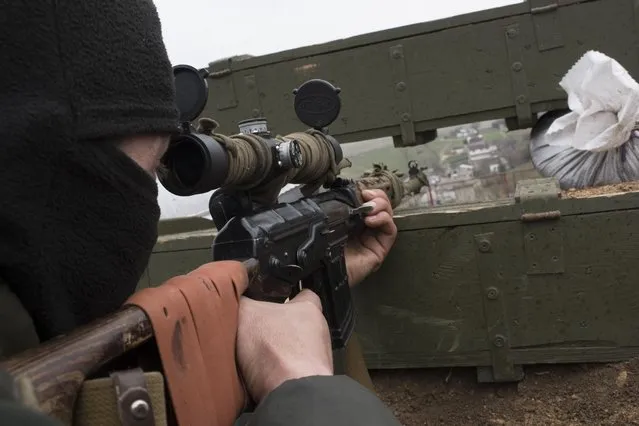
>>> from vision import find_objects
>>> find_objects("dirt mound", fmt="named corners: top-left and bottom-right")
top-left (563, 181), bottom-right (639, 198)
top-left (371, 360), bottom-right (639, 425)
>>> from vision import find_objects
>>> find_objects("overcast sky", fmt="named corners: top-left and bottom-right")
top-left (152, 0), bottom-right (522, 218)
top-left (154, 0), bottom-right (521, 69)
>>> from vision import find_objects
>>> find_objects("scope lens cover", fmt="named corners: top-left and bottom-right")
top-left (173, 64), bottom-right (209, 122)
top-left (293, 79), bottom-right (341, 129)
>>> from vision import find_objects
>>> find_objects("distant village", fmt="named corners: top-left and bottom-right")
top-left (341, 119), bottom-right (539, 210)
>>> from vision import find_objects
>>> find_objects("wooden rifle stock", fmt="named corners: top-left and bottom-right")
top-left (0, 258), bottom-right (260, 424)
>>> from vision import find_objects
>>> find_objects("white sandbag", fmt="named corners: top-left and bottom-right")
top-left (530, 51), bottom-right (639, 189)
top-left (531, 127), bottom-right (639, 189)
top-left (545, 50), bottom-right (639, 152)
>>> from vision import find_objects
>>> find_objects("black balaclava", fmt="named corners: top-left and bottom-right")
top-left (0, 1), bottom-right (179, 340)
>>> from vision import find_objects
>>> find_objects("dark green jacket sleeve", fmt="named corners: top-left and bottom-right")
top-left (249, 375), bottom-right (401, 426)
top-left (0, 401), bottom-right (63, 426)
top-left (0, 370), bottom-right (62, 426)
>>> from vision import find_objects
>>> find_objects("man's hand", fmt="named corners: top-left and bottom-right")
top-left (345, 189), bottom-right (397, 287)
top-left (236, 188), bottom-right (396, 403)
top-left (236, 289), bottom-right (333, 403)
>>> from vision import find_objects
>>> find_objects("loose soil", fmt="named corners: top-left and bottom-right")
top-left (563, 181), bottom-right (639, 199)
top-left (370, 360), bottom-right (639, 425)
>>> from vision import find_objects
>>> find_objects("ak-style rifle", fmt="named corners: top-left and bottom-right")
top-left (0, 65), bottom-right (404, 425)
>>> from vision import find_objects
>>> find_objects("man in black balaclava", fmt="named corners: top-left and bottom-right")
top-left (0, 1), bottom-right (401, 425)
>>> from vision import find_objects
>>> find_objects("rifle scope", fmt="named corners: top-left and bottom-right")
top-left (159, 64), bottom-right (344, 197)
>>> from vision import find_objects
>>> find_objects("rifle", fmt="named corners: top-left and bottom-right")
top-left (0, 65), bottom-right (404, 425)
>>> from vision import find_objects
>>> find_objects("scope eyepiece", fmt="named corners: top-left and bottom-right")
top-left (159, 133), bottom-right (230, 196)
top-left (159, 64), bottom-right (231, 196)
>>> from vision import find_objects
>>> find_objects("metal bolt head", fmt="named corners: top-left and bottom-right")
top-left (512, 62), bottom-right (523, 72)
top-left (493, 335), bottom-right (506, 348)
top-left (252, 108), bottom-right (261, 117)
top-left (478, 240), bottom-right (491, 253)
top-left (396, 82), bottom-right (406, 91)
top-left (516, 95), bottom-right (527, 104)
top-left (401, 113), bottom-right (411, 122)
top-left (130, 399), bottom-right (150, 420)
top-left (507, 28), bottom-right (518, 38)
top-left (486, 287), bottom-right (499, 300)
top-left (392, 50), bottom-right (402, 59)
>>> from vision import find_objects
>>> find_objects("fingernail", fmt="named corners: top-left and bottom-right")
top-left (362, 201), bottom-right (376, 210)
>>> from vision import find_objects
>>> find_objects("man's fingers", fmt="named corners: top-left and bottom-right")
top-left (362, 196), bottom-right (392, 217)
top-left (362, 189), bottom-right (389, 205)
top-left (364, 211), bottom-right (397, 236)
top-left (361, 188), bottom-right (386, 199)
top-left (288, 288), bottom-right (322, 310)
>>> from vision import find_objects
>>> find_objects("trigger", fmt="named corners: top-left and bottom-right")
top-left (289, 281), bottom-right (302, 300)
top-left (279, 264), bottom-right (303, 282)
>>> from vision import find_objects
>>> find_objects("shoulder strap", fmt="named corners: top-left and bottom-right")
top-left (0, 277), bottom-right (40, 358)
